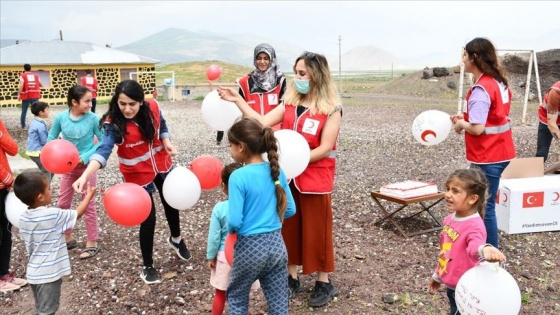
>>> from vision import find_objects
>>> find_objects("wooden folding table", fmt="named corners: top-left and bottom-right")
top-left (370, 191), bottom-right (445, 238)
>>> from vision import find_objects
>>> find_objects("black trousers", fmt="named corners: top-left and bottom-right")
top-left (139, 173), bottom-right (181, 266)
top-left (0, 188), bottom-right (12, 277)
top-left (536, 122), bottom-right (559, 162)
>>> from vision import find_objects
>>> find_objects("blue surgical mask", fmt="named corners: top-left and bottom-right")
top-left (294, 79), bottom-right (310, 94)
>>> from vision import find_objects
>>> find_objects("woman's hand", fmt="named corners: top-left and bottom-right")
top-left (73, 175), bottom-right (88, 193)
top-left (162, 139), bottom-right (177, 156)
top-left (217, 86), bottom-right (241, 103)
top-left (453, 119), bottom-right (465, 134)
top-left (450, 114), bottom-right (463, 124)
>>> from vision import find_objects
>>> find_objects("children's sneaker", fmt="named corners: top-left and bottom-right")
top-left (1, 272), bottom-right (27, 287)
top-left (167, 236), bottom-right (192, 261)
top-left (139, 266), bottom-right (162, 284)
top-left (308, 280), bottom-right (338, 307)
top-left (0, 279), bottom-right (20, 292)
top-left (288, 275), bottom-right (303, 299)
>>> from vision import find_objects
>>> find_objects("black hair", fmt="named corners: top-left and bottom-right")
top-left (85, 69), bottom-right (92, 74)
top-left (13, 170), bottom-right (49, 207)
top-left (100, 80), bottom-right (155, 141)
top-left (67, 85), bottom-right (92, 108)
top-left (30, 101), bottom-right (49, 116)
top-left (24, 64), bottom-right (31, 71)
top-left (227, 117), bottom-right (287, 221)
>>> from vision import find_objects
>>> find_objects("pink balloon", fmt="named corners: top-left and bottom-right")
top-left (188, 155), bottom-right (224, 190)
top-left (206, 65), bottom-right (222, 81)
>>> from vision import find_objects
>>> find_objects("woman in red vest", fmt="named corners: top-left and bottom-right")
top-left (535, 82), bottom-right (560, 165)
top-left (72, 80), bottom-right (191, 284)
top-left (216, 43), bottom-right (286, 145)
top-left (218, 51), bottom-right (342, 308)
top-left (451, 37), bottom-right (516, 249)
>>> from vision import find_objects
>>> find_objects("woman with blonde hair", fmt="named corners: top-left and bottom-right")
top-left (218, 51), bottom-right (342, 307)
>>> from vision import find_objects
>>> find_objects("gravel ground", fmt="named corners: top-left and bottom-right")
top-left (1, 94), bottom-right (559, 315)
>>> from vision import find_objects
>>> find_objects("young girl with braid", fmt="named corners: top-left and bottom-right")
top-left (225, 117), bottom-right (296, 315)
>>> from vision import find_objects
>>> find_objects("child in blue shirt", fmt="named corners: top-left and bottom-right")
top-left (47, 85), bottom-right (103, 258)
top-left (13, 169), bottom-right (96, 314)
top-left (25, 101), bottom-right (52, 182)
top-left (206, 162), bottom-right (260, 315)
top-left (225, 117), bottom-right (296, 315)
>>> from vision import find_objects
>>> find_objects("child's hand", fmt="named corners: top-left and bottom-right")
top-left (482, 246), bottom-right (506, 262)
top-left (86, 185), bottom-right (97, 197)
top-left (429, 278), bottom-right (441, 292)
top-left (207, 259), bottom-right (216, 270)
top-left (450, 114), bottom-right (463, 124)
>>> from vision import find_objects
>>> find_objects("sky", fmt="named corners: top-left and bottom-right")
top-left (1, 1), bottom-right (558, 67)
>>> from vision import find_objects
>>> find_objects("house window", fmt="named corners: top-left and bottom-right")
top-left (120, 68), bottom-right (137, 81)
top-left (35, 70), bottom-right (51, 88)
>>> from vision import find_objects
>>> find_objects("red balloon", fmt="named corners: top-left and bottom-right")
top-left (188, 155), bottom-right (224, 190)
top-left (206, 65), bottom-right (222, 81)
top-left (225, 233), bottom-right (237, 266)
top-left (102, 183), bottom-right (151, 227)
top-left (40, 139), bottom-right (80, 174)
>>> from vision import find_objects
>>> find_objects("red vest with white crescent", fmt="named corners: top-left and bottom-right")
top-left (282, 104), bottom-right (337, 194)
top-left (464, 75), bottom-right (516, 163)
top-left (238, 75), bottom-right (284, 115)
top-left (20, 71), bottom-right (41, 100)
top-left (81, 75), bottom-right (98, 98)
top-left (107, 99), bottom-right (172, 186)
top-left (537, 81), bottom-right (560, 125)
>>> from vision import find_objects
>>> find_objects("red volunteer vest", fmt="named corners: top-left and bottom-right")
top-left (537, 81), bottom-right (560, 125)
top-left (107, 99), bottom-right (172, 186)
top-left (464, 75), bottom-right (516, 163)
top-left (81, 75), bottom-right (98, 98)
top-left (238, 75), bottom-right (284, 115)
top-left (282, 105), bottom-right (337, 194)
top-left (20, 71), bottom-right (41, 100)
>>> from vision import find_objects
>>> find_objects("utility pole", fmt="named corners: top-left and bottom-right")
top-left (59, 30), bottom-right (63, 41)
top-left (338, 35), bottom-right (342, 92)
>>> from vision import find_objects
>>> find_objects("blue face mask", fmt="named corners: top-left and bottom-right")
top-left (294, 79), bottom-right (310, 94)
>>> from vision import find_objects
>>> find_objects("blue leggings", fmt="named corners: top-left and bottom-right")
top-left (227, 230), bottom-right (289, 315)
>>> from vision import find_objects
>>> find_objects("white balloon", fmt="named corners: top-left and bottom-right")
top-left (162, 166), bottom-right (201, 210)
top-left (273, 129), bottom-right (311, 179)
top-left (411, 110), bottom-right (452, 146)
top-left (455, 262), bottom-right (521, 315)
top-left (201, 90), bottom-right (242, 131)
top-left (5, 192), bottom-right (28, 229)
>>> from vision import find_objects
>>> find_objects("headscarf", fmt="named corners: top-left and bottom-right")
top-left (249, 43), bottom-right (284, 92)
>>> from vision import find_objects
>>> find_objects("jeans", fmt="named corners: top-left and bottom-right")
top-left (31, 279), bottom-right (62, 315)
top-left (446, 288), bottom-right (461, 315)
top-left (470, 161), bottom-right (510, 248)
top-left (536, 121), bottom-right (559, 162)
top-left (21, 98), bottom-right (39, 128)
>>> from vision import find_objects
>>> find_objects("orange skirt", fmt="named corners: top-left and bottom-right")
top-left (282, 183), bottom-right (335, 274)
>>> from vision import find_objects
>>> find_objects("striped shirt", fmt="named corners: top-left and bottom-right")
top-left (19, 206), bottom-right (77, 284)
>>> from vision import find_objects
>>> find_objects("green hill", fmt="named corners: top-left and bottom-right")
top-left (155, 61), bottom-right (253, 85)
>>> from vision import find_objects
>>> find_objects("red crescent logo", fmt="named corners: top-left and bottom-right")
top-left (503, 193), bottom-right (508, 203)
top-left (554, 192), bottom-right (560, 202)
top-left (308, 121), bottom-right (316, 128)
top-left (421, 130), bottom-right (437, 142)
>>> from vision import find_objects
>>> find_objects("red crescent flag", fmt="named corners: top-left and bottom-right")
top-left (522, 192), bottom-right (544, 208)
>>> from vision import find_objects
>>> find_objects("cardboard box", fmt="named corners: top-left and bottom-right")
top-left (496, 158), bottom-right (560, 234)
